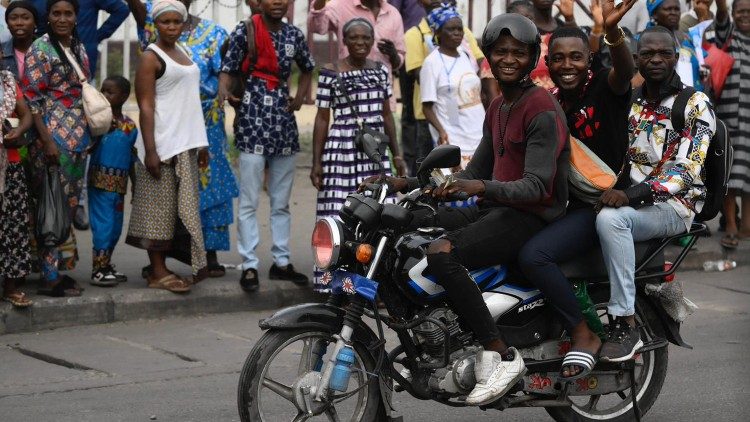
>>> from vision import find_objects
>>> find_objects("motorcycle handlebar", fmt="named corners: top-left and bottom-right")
top-left (445, 191), bottom-right (470, 201)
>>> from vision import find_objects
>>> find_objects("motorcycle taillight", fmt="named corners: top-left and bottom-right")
top-left (663, 261), bottom-right (675, 282)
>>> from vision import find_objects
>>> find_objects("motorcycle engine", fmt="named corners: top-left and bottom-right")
top-left (411, 308), bottom-right (481, 395)
top-left (412, 307), bottom-right (463, 358)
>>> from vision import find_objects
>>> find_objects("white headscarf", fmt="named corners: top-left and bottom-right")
top-left (152, 0), bottom-right (188, 22)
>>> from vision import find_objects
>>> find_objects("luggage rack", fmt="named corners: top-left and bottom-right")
top-left (634, 222), bottom-right (707, 281)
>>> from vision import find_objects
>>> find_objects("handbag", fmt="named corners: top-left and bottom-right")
top-left (35, 166), bottom-right (71, 247)
top-left (61, 46), bottom-right (112, 137)
top-left (334, 64), bottom-right (389, 156)
top-left (568, 135), bottom-right (617, 204)
top-left (703, 41), bottom-right (734, 101)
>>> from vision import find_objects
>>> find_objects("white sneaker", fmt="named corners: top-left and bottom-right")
top-left (465, 347), bottom-right (526, 406)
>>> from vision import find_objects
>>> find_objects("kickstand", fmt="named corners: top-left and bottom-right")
top-left (627, 361), bottom-right (642, 422)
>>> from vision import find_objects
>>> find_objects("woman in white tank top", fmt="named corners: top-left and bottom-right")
top-left (126, 0), bottom-right (209, 293)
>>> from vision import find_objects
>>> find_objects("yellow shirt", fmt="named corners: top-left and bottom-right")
top-left (404, 18), bottom-right (484, 120)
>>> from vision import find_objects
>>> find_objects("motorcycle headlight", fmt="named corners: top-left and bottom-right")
top-left (312, 217), bottom-right (343, 270)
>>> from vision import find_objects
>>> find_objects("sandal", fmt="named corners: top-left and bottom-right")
top-left (207, 263), bottom-right (226, 278)
top-left (148, 274), bottom-right (191, 293)
top-left (62, 275), bottom-right (84, 294)
top-left (559, 349), bottom-right (598, 382)
top-left (2, 291), bottom-right (33, 308)
top-left (720, 234), bottom-right (739, 248)
top-left (37, 278), bottom-right (74, 297)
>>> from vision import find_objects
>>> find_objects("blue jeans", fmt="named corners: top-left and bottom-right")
top-left (237, 152), bottom-right (296, 271)
top-left (596, 203), bottom-right (686, 317)
top-left (518, 207), bottom-right (598, 331)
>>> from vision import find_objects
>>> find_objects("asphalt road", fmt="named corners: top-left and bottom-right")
top-left (1, 267), bottom-right (749, 421)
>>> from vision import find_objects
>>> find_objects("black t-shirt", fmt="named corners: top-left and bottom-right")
top-left (562, 70), bottom-right (630, 174)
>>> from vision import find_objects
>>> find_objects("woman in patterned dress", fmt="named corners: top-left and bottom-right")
top-left (23, 0), bottom-right (91, 296)
top-left (127, 0), bottom-right (238, 276)
top-left (0, 70), bottom-right (34, 307)
top-left (310, 18), bottom-right (406, 292)
top-left (710, 0), bottom-right (750, 246)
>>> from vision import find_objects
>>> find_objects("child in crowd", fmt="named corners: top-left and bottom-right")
top-left (88, 76), bottom-right (137, 286)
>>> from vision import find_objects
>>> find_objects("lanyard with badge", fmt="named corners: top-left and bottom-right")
top-left (439, 51), bottom-right (461, 125)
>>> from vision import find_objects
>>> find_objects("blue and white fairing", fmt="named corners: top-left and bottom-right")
top-left (406, 259), bottom-right (544, 320)
top-left (392, 231), bottom-right (544, 319)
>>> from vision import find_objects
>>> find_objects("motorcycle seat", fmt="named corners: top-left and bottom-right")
top-left (559, 239), bottom-right (665, 280)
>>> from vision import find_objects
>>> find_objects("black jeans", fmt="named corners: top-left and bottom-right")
top-left (517, 207), bottom-right (598, 331)
top-left (423, 205), bottom-right (545, 345)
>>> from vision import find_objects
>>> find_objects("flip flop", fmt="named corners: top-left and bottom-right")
top-left (559, 349), bottom-right (598, 382)
top-left (2, 291), bottom-right (33, 308)
top-left (720, 234), bottom-right (739, 248)
top-left (148, 274), bottom-right (191, 293)
top-left (37, 279), bottom-right (69, 297)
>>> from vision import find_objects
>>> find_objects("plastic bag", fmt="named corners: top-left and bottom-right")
top-left (35, 166), bottom-right (71, 247)
top-left (644, 281), bottom-right (698, 323)
top-left (573, 282), bottom-right (606, 340)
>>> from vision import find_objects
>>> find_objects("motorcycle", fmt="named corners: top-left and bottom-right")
top-left (237, 139), bottom-right (704, 422)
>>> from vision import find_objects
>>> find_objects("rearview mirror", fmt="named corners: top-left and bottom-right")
top-left (356, 130), bottom-right (388, 174)
top-left (417, 145), bottom-right (461, 174)
top-left (416, 145), bottom-right (461, 187)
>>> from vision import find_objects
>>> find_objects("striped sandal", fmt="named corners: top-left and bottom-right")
top-left (559, 349), bottom-right (598, 382)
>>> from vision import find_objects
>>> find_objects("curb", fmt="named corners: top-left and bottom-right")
top-left (665, 238), bottom-right (750, 272)
top-left (0, 281), bottom-right (323, 335)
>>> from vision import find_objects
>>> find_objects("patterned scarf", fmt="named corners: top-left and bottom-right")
top-left (427, 4), bottom-right (462, 34)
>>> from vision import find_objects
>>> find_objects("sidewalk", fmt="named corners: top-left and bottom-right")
top-left (2, 151), bottom-right (748, 333)
top-left (1, 155), bottom-right (321, 335)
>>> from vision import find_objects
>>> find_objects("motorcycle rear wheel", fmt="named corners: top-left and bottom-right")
top-left (545, 288), bottom-right (668, 422)
top-left (237, 328), bottom-right (385, 422)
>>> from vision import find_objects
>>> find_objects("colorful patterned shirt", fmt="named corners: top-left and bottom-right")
top-left (221, 21), bottom-right (315, 157)
top-left (626, 74), bottom-right (715, 229)
top-left (88, 115), bottom-right (138, 195)
top-left (22, 34), bottom-right (91, 152)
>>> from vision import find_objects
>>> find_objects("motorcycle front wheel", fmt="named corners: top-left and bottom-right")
top-left (237, 328), bottom-right (385, 422)
top-left (545, 288), bottom-right (668, 422)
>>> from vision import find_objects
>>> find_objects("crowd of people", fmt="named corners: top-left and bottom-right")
top-left (0, 0), bottom-right (746, 407)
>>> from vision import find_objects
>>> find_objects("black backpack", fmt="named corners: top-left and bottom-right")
top-left (670, 87), bottom-right (733, 221)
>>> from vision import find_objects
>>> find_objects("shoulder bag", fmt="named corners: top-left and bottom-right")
top-left (333, 64), bottom-right (389, 156)
top-left (62, 46), bottom-right (112, 137)
top-left (227, 19), bottom-right (256, 103)
top-left (568, 135), bottom-right (618, 204)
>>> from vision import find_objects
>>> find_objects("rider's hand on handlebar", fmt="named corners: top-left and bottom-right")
top-left (429, 178), bottom-right (484, 199)
top-left (357, 175), bottom-right (408, 194)
top-left (598, 189), bottom-right (629, 210)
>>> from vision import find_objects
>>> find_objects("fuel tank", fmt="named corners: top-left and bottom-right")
top-left (392, 230), bottom-right (545, 320)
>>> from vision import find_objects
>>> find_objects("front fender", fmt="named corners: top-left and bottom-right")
top-left (259, 303), bottom-right (382, 351)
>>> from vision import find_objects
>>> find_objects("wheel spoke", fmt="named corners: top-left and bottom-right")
top-left (262, 377), bottom-right (295, 402)
top-left (325, 406), bottom-right (341, 422)
top-left (616, 390), bottom-right (628, 400)
top-left (298, 338), bottom-right (314, 376)
top-left (292, 411), bottom-right (311, 422)
top-left (585, 394), bottom-right (601, 411)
